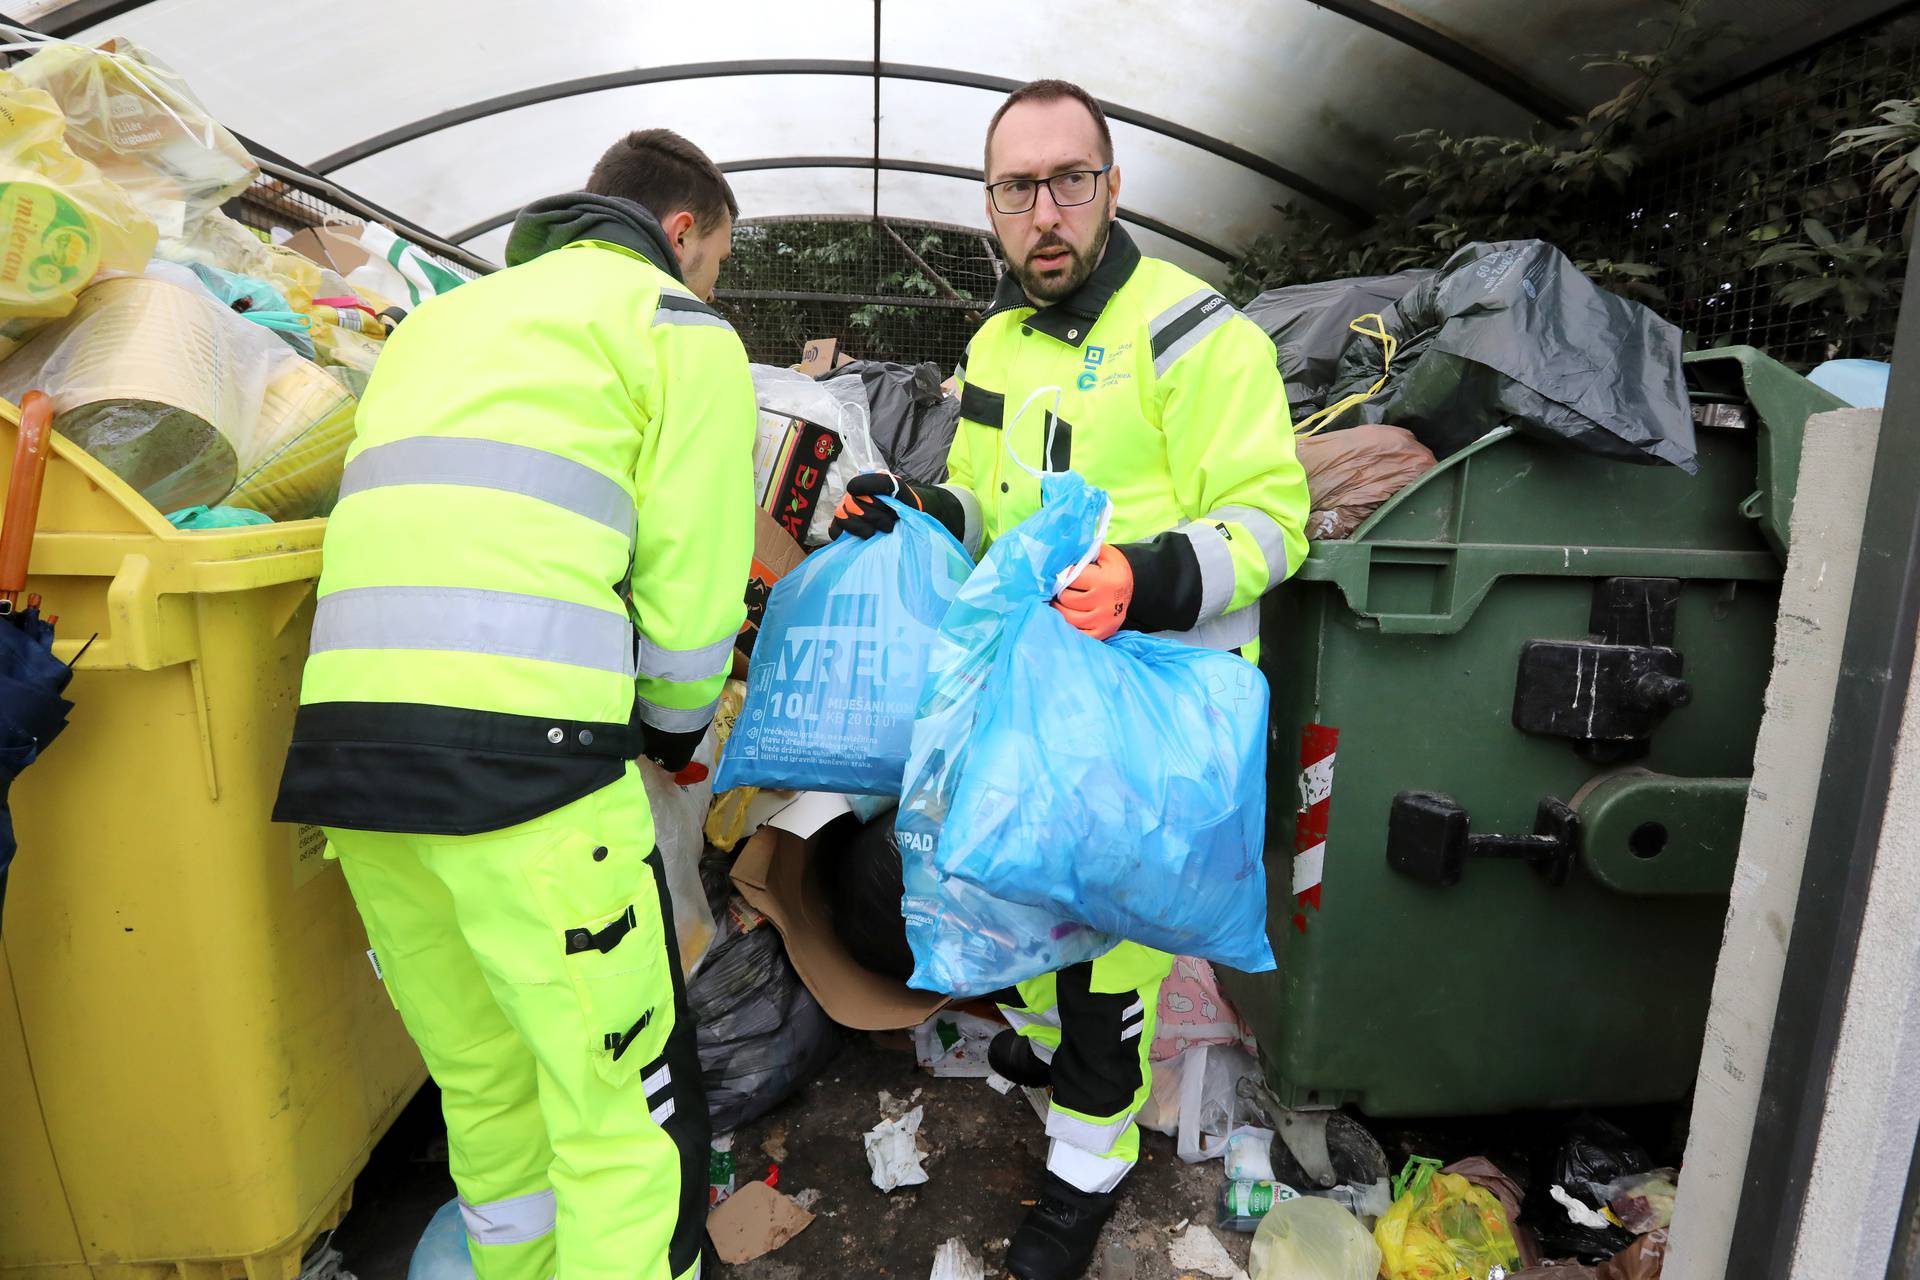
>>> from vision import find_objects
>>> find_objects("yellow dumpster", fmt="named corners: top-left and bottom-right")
top-left (0, 398), bottom-right (424, 1280)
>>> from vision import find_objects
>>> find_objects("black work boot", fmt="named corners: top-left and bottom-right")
top-left (989, 1028), bottom-right (1054, 1088)
top-left (1004, 1172), bottom-right (1118, 1280)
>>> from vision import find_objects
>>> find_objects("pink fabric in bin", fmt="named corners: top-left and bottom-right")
top-left (1152, 956), bottom-right (1256, 1062)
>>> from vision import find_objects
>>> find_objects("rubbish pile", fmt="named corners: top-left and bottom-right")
top-left (0, 35), bottom-right (466, 526)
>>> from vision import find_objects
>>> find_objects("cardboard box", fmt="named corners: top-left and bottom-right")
top-left (285, 224), bottom-right (373, 275)
top-left (795, 337), bottom-right (854, 377)
top-left (731, 794), bottom-right (949, 1031)
top-left (739, 508), bottom-right (806, 661)
top-left (760, 419), bottom-right (841, 544)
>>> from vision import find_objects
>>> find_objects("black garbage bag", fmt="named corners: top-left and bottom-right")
top-left (1325, 240), bottom-right (1697, 473)
top-left (820, 810), bottom-right (916, 981)
top-left (690, 899), bottom-right (844, 1134)
top-left (819, 360), bottom-right (960, 485)
top-left (1243, 271), bottom-right (1434, 419)
top-left (1523, 1114), bottom-right (1652, 1261)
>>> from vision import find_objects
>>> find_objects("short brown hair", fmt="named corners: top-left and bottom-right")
top-left (984, 79), bottom-right (1114, 175)
top-left (587, 128), bottom-right (739, 230)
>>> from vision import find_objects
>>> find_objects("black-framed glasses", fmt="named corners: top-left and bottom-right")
top-left (986, 165), bottom-right (1112, 215)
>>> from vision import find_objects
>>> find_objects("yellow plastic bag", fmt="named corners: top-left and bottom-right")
top-left (1375, 1171), bottom-right (1522, 1280)
top-left (0, 69), bottom-right (155, 340)
top-left (224, 356), bottom-right (358, 521)
top-left (11, 38), bottom-right (255, 247)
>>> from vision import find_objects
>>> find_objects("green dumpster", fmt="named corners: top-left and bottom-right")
top-left (1218, 347), bottom-right (1845, 1117)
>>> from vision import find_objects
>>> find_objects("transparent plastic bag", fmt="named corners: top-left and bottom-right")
top-left (0, 68), bottom-right (155, 344)
top-left (1250, 1195), bottom-right (1384, 1280)
top-left (10, 39), bottom-right (255, 248)
top-left (750, 364), bottom-right (876, 546)
top-left (0, 271), bottom-right (355, 519)
top-left (639, 730), bottom-right (722, 976)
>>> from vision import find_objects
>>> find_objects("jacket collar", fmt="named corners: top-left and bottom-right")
top-left (984, 222), bottom-right (1141, 347)
top-left (503, 192), bottom-right (683, 280)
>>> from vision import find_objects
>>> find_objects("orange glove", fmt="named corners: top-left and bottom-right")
top-left (1053, 544), bottom-right (1134, 640)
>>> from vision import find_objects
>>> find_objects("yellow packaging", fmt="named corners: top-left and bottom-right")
top-left (0, 69), bottom-right (155, 330)
top-left (1375, 1172), bottom-right (1522, 1280)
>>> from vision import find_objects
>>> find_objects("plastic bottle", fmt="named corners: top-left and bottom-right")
top-left (1217, 1178), bottom-right (1300, 1232)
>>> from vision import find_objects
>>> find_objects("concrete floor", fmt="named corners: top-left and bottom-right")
top-left (328, 1032), bottom-right (1686, 1279)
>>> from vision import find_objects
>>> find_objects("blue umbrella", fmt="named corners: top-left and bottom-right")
top-left (0, 596), bottom-right (74, 929)
top-left (0, 392), bottom-right (72, 933)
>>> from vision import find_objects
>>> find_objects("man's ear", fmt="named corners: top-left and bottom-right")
top-left (1106, 164), bottom-right (1121, 219)
top-left (663, 209), bottom-right (697, 253)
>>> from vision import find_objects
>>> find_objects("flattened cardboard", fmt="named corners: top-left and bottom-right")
top-left (732, 823), bottom-right (949, 1031)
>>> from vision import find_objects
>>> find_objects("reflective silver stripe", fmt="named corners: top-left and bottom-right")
top-left (939, 483), bottom-right (983, 559)
top-left (459, 1188), bottom-right (556, 1246)
top-left (1122, 998), bottom-right (1145, 1020)
top-left (1119, 1022), bottom-right (1144, 1042)
top-left (636, 690), bottom-right (721, 734)
top-left (637, 631), bottom-right (734, 684)
top-left (654, 292), bottom-right (734, 330)
top-left (1210, 504), bottom-right (1291, 587)
top-left (338, 437), bottom-right (634, 538)
top-left (312, 587), bottom-right (636, 675)
top-left (1148, 288), bottom-right (1216, 344)
top-left (1154, 303), bottom-right (1234, 377)
top-left (1046, 1106), bottom-right (1133, 1156)
top-left (643, 1064), bottom-right (673, 1097)
top-left (650, 1098), bottom-right (677, 1125)
top-left (1149, 601), bottom-right (1261, 652)
top-left (1173, 522), bottom-right (1236, 622)
top-left (1048, 1138), bottom-right (1133, 1194)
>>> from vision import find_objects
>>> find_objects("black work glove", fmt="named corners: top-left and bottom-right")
top-left (830, 471), bottom-right (916, 539)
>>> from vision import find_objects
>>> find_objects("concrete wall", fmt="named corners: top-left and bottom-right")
top-left (1666, 408), bottom-right (1884, 1278)
top-left (1787, 529), bottom-right (1920, 1272)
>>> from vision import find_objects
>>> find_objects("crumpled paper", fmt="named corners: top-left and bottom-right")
top-left (865, 1104), bottom-right (930, 1192)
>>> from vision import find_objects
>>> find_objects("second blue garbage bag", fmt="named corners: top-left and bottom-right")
top-left (716, 496), bottom-right (972, 796)
top-left (898, 470), bottom-right (1276, 995)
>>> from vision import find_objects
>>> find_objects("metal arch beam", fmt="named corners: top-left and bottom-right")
top-left (1309, 0), bottom-right (1581, 123)
top-left (447, 155), bottom-right (1239, 263)
top-left (16, 0), bottom-right (156, 38)
top-left (308, 59), bottom-right (1373, 224)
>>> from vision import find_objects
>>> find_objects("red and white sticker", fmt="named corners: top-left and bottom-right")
top-left (1292, 724), bottom-right (1339, 933)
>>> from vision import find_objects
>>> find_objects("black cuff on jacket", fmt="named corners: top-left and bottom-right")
top-left (1115, 534), bottom-right (1203, 634)
top-left (641, 723), bottom-right (707, 772)
top-left (910, 483), bottom-right (968, 543)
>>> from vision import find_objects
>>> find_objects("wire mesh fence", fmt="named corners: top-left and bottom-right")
top-left (1610, 17), bottom-right (1920, 369)
top-left (716, 216), bottom-right (1003, 372)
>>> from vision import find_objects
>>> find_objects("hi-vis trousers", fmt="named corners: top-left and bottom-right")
top-left (1001, 941), bottom-right (1174, 1194)
top-left (328, 766), bottom-right (706, 1280)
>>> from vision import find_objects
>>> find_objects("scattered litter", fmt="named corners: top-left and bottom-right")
top-left (915, 1010), bottom-right (1005, 1077)
top-left (1225, 1126), bottom-right (1278, 1182)
top-left (929, 1237), bottom-right (986, 1280)
top-left (986, 1071), bottom-right (1015, 1095)
top-left (1167, 1222), bottom-right (1242, 1278)
top-left (706, 1180), bottom-right (816, 1265)
top-left (1169, 1218), bottom-right (1191, 1234)
top-left (865, 1104), bottom-right (931, 1192)
top-left (762, 1120), bottom-right (789, 1162)
top-left (1552, 1185), bottom-right (1613, 1230)
top-left (764, 1163), bottom-right (780, 1188)
top-left (708, 1135), bottom-right (737, 1208)
top-left (790, 1188), bottom-right (823, 1212)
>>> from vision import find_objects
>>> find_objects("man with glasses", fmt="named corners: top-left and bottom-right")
top-left (832, 80), bottom-right (1310, 1280)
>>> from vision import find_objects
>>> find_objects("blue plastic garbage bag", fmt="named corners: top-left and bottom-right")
top-left (715, 497), bottom-right (972, 796)
top-left (899, 470), bottom-right (1276, 990)
top-left (407, 1199), bottom-right (474, 1280)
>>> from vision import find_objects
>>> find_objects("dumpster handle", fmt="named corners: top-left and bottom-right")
top-left (0, 390), bottom-right (53, 613)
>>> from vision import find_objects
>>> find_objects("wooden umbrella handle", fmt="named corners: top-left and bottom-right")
top-left (0, 391), bottom-right (54, 609)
